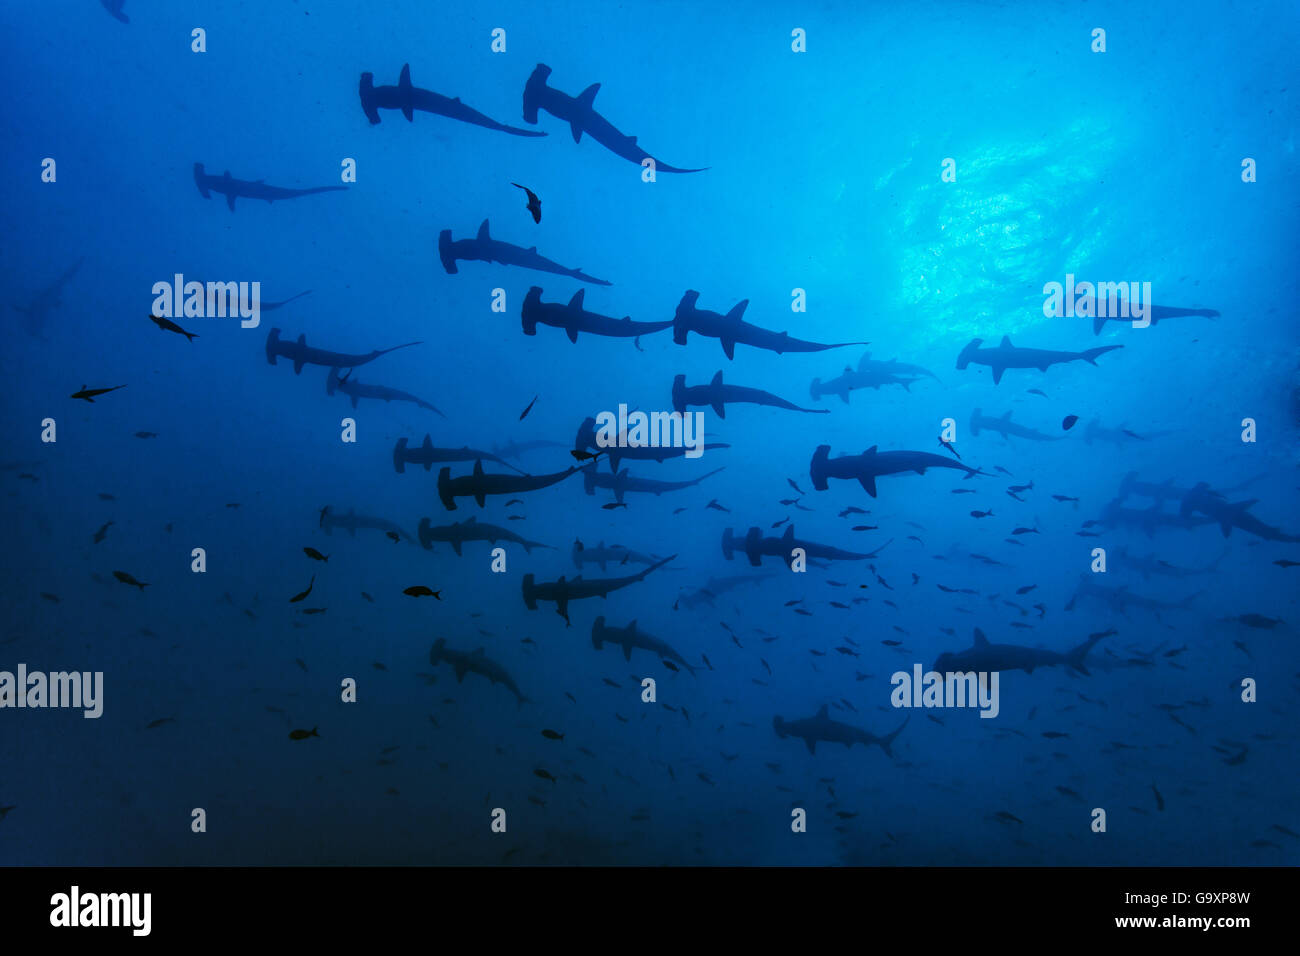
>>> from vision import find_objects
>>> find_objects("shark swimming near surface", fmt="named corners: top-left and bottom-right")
top-left (522, 555), bottom-right (675, 625)
top-left (810, 445), bottom-right (981, 497)
top-left (522, 287), bottom-right (673, 342)
top-left (956, 336), bottom-right (1122, 384)
top-left (773, 705), bottom-right (908, 756)
top-left (417, 516), bottom-right (550, 555)
top-left (319, 507), bottom-right (414, 543)
top-left (360, 64), bottom-right (546, 137)
top-left (672, 291), bottom-right (868, 360)
top-left (265, 328), bottom-right (421, 375)
top-left (592, 616), bottom-right (695, 673)
top-left (722, 525), bottom-right (890, 568)
top-left (521, 64), bottom-right (706, 172)
top-left (582, 465), bottom-right (725, 504)
top-left (429, 639), bottom-right (529, 706)
top-left (194, 163), bottom-right (347, 212)
top-left (439, 220), bottom-right (611, 285)
top-left (437, 459), bottom-right (588, 510)
top-left (393, 435), bottom-right (521, 475)
top-left (969, 409), bottom-right (1062, 442)
top-left (810, 352), bottom-right (939, 402)
top-left (672, 372), bottom-right (828, 418)
top-left (326, 367), bottom-right (443, 417)
top-left (934, 628), bottom-right (1104, 676)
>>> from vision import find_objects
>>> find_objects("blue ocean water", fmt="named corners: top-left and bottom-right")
top-left (1, 0), bottom-right (1297, 866)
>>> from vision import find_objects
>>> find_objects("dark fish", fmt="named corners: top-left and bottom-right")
top-left (672, 507), bottom-right (687, 514)
top-left (1051, 494), bottom-right (1079, 503)
top-left (1015, 585), bottom-right (1037, 594)
top-left (505, 499), bottom-right (524, 507)
top-left (92, 521), bottom-right (114, 543)
top-left (788, 478), bottom-right (804, 495)
top-left (519, 394), bottom-right (539, 420)
top-left (511, 182), bottom-right (542, 223)
top-left (852, 525), bottom-right (878, 531)
top-left (534, 768), bottom-right (558, 783)
top-left (112, 570), bottom-right (148, 591)
top-left (403, 586), bottom-right (442, 598)
top-left (1027, 389), bottom-right (1047, 397)
top-left (40, 592), bottom-right (60, 603)
top-left (303, 547), bottom-right (329, 562)
top-left (361, 591), bottom-right (374, 603)
top-left (386, 531), bottom-right (401, 543)
top-left (1061, 414), bottom-right (1078, 430)
top-left (839, 507), bottom-right (867, 516)
top-left (289, 575), bottom-right (315, 603)
top-left (146, 718), bottom-right (174, 729)
top-left (662, 660), bottom-right (679, 672)
top-left (98, 493), bottom-right (116, 501)
top-left (602, 502), bottom-right (628, 510)
top-left (1274, 559), bottom-right (1300, 568)
top-left (300, 607), bottom-right (327, 615)
top-left (134, 431), bottom-right (158, 438)
top-left (149, 313), bottom-right (199, 341)
top-left (951, 488), bottom-right (976, 494)
top-left (542, 729), bottom-right (564, 740)
top-left (70, 384), bottom-right (126, 403)
top-left (970, 510), bottom-right (993, 518)
top-left (289, 727), bottom-right (319, 740)
top-left (705, 499), bottom-right (730, 512)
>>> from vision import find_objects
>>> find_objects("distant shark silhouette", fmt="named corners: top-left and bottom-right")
top-left (522, 287), bottom-right (671, 342)
top-left (326, 367), bottom-right (443, 417)
top-left (319, 506), bottom-right (414, 543)
top-left (774, 706), bottom-right (907, 756)
top-left (672, 371), bottom-right (828, 418)
top-left (592, 616), bottom-right (695, 673)
top-left (429, 639), bottom-right (528, 706)
top-left (194, 163), bottom-right (347, 212)
top-left (1082, 297), bottom-right (1220, 335)
top-left (722, 525), bottom-right (889, 568)
top-left (522, 555), bottom-right (675, 625)
top-left (1082, 420), bottom-right (1173, 445)
top-left (811, 352), bottom-right (939, 402)
top-left (265, 328), bottom-right (421, 375)
top-left (956, 336), bottom-right (1122, 384)
top-left (437, 459), bottom-right (587, 510)
top-left (810, 444), bottom-right (981, 497)
top-left (672, 291), bottom-right (868, 360)
top-left (393, 435), bottom-right (520, 475)
top-left (439, 220), bottom-right (610, 285)
top-left (969, 409), bottom-right (1061, 442)
top-left (1098, 499), bottom-right (1215, 536)
top-left (100, 0), bottom-right (128, 23)
top-left (417, 516), bottom-right (550, 555)
top-left (583, 464), bottom-right (724, 504)
top-left (360, 64), bottom-right (546, 137)
top-left (572, 539), bottom-right (661, 571)
top-left (1065, 575), bottom-right (1199, 615)
top-left (573, 416), bottom-right (729, 473)
top-left (934, 628), bottom-right (1104, 676)
top-left (14, 257), bottom-right (83, 338)
top-left (521, 64), bottom-right (706, 172)
top-left (1179, 483), bottom-right (1300, 542)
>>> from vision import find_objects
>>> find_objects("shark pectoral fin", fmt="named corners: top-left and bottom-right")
top-left (569, 121), bottom-right (584, 144)
top-left (991, 365), bottom-right (1005, 385)
top-left (454, 665), bottom-right (467, 682)
top-left (226, 193), bottom-right (236, 212)
top-left (722, 339), bottom-right (735, 360)
top-left (713, 401), bottom-right (725, 418)
top-left (566, 326), bottom-right (579, 344)
top-left (451, 540), bottom-right (463, 557)
top-left (858, 475), bottom-right (877, 497)
top-left (805, 739), bottom-right (816, 754)
top-left (623, 644), bottom-right (633, 661)
top-left (475, 493), bottom-right (486, 508)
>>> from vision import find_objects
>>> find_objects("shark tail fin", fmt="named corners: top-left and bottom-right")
top-left (1083, 344), bottom-right (1124, 365)
top-left (1092, 314), bottom-right (1106, 336)
top-left (879, 716), bottom-right (909, 757)
top-left (1066, 633), bottom-right (1105, 675)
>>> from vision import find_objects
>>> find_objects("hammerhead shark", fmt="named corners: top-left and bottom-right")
top-left (1083, 420), bottom-right (1173, 445)
top-left (1179, 483), bottom-right (1300, 542)
top-left (583, 465), bottom-right (725, 504)
top-left (810, 444), bottom-right (981, 497)
top-left (773, 706), bottom-right (908, 756)
top-left (1065, 575), bottom-right (1199, 616)
top-left (672, 372), bottom-right (828, 418)
top-left (360, 64), bottom-right (545, 137)
top-left (14, 257), bottom-right (83, 338)
top-left (100, 0), bottom-right (128, 23)
top-left (189, 284), bottom-right (310, 312)
top-left (573, 539), bottom-right (662, 571)
top-left (1084, 298), bottom-right (1220, 335)
top-left (1117, 470), bottom-right (1264, 503)
top-left (194, 163), bottom-right (347, 212)
top-left (672, 291), bottom-right (868, 360)
top-left (319, 506), bottom-right (414, 543)
top-left (265, 328), bottom-right (421, 375)
top-left (722, 525), bottom-right (890, 568)
top-left (326, 367), bottom-right (444, 417)
top-left (522, 554), bottom-right (675, 625)
top-left (439, 220), bottom-right (611, 285)
top-left (592, 616), bottom-right (695, 673)
top-left (1115, 545), bottom-right (1227, 581)
top-left (521, 287), bottom-right (672, 342)
top-left (956, 336), bottom-right (1123, 384)
top-left (429, 639), bottom-right (528, 706)
top-left (934, 628), bottom-right (1104, 676)
top-left (810, 352), bottom-right (939, 402)
top-left (675, 573), bottom-right (774, 610)
top-left (1098, 499), bottom-right (1215, 536)
top-left (573, 417), bottom-right (729, 473)
top-left (521, 64), bottom-right (706, 172)
top-left (393, 435), bottom-right (521, 475)
top-left (70, 384), bottom-right (126, 403)
top-left (969, 409), bottom-right (1061, 442)
top-left (437, 459), bottom-right (587, 510)
top-left (417, 516), bottom-right (550, 555)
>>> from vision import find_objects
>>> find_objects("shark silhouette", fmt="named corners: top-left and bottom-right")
top-left (522, 287), bottom-right (672, 342)
top-left (592, 616), bottom-right (695, 673)
top-left (360, 64), bottom-right (546, 137)
top-left (672, 371), bottom-right (828, 418)
top-left (672, 291), bottom-right (867, 360)
top-left (956, 336), bottom-right (1122, 384)
top-left (265, 328), bottom-right (421, 375)
top-left (810, 444), bottom-right (981, 496)
top-left (774, 706), bottom-right (908, 756)
top-left (194, 163), bottom-right (347, 212)
top-left (522, 555), bottom-right (675, 625)
top-left (439, 220), bottom-right (610, 285)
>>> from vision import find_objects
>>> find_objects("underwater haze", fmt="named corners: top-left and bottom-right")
top-left (1, 0), bottom-right (1298, 866)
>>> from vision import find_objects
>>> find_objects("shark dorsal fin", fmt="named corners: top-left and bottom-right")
top-left (422, 434), bottom-right (433, 450)
top-left (476, 219), bottom-right (491, 241)
top-left (973, 628), bottom-right (989, 647)
top-left (1001, 410), bottom-right (1012, 420)
top-left (569, 288), bottom-right (585, 309)
top-left (577, 82), bottom-right (600, 108)
top-left (816, 704), bottom-right (829, 719)
top-left (399, 63), bottom-right (413, 91)
top-left (473, 458), bottom-right (484, 477)
top-left (864, 445), bottom-right (878, 456)
top-left (782, 524), bottom-right (795, 543)
top-left (1000, 335), bottom-right (1012, 348)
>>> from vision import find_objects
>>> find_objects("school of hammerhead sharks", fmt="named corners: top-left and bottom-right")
top-left (20, 8), bottom-right (1298, 862)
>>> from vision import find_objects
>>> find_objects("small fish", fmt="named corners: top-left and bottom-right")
top-left (705, 499), bottom-right (730, 512)
top-left (300, 607), bottom-right (327, 615)
top-left (70, 384), bottom-right (126, 403)
top-left (98, 492), bottom-right (116, 501)
top-left (1027, 389), bottom-right (1047, 397)
top-left (361, 591), bottom-right (374, 603)
top-left (852, 525), bottom-right (878, 532)
top-left (534, 768), bottom-right (558, 783)
top-left (1041, 731), bottom-right (1069, 739)
top-left (788, 478), bottom-right (804, 495)
top-left (1273, 559), bottom-right (1300, 568)
top-left (505, 499), bottom-right (524, 507)
top-left (149, 313), bottom-right (199, 341)
top-left (951, 488), bottom-right (976, 494)
top-left (511, 182), bottom-right (542, 223)
top-left (570, 449), bottom-right (603, 462)
top-left (289, 727), bottom-right (319, 740)
top-left (771, 517), bottom-right (790, 528)
top-left (146, 718), bottom-right (174, 729)
top-left (994, 466), bottom-right (1013, 477)
top-left (92, 521), bottom-right (114, 543)
top-left (295, 658), bottom-right (308, 672)
top-left (386, 531), bottom-right (401, 543)
top-left (1011, 526), bottom-right (1039, 535)
top-left (134, 431), bottom-right (158, 438)
top-left (1151, 784), bottom-right (1165, 811)
top-left (839, 507), bottom-right (867, 517)
top-left (970, 510), bottom-right (993, 519)
top-left (541, 729), bottom-right (564, 740)
top-left (403, 586), bottom-right (442, 599)
top-left (112, 570), bottom-right (148, 591)
top-left (1061, 414), bottom-right (1078, 430)
top-left (672, 507), bottom-right (687, 514)
top-left (40, 592), bottom-right (60, 603)
top-left (519, 394), bottom-right (539, 420)
top-left (1051, 494), bottom-right (1079, 503)
top-left (602, 502), bottom-right (628, 510)
top-left (662, 660), bottom-right (679, 673)
top-left (1015, 585), bottom-right (1037, 595)
top-left (289, 575), bottom-right (315, 603)
top-left (303, 547), bottom-right (329, 562)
